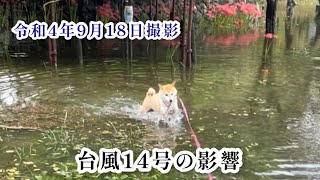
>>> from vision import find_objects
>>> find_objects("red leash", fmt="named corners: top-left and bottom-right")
top-left (179, 98), bottom-right (214, 180)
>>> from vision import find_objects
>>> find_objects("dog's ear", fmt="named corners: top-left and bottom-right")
top-left (158, 84), bottom-right (162, 90)
top-left (172, 81), bottom-right (176, 86)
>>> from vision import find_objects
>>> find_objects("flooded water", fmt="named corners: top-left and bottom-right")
top-left (1, 2), bottom-right (320, 180)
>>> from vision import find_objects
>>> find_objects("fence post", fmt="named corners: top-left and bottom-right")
top-left (187, 0), bottom-right (193, 67)
top-left (265, 0), bottom-right (278, 38)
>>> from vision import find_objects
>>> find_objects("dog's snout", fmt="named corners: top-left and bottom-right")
top-left (170, 100), bottom-right (172, 103)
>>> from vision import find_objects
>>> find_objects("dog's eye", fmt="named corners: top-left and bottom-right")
top-left (171, 93), bottom-right (173, 95)
top-left (165, 94), bottom-right (168, 96)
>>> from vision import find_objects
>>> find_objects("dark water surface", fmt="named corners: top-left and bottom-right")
top-left (0, 3), bottom-right (320, 180)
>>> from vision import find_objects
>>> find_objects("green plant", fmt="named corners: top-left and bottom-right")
top-left (40, 112), bottom-right (74, 158)
top-left (41, 128), bottom-right (74, 145)
top-left (166, 45), bottom-right (179, 63)
top-left (14, 144), bottom-right (36, 162)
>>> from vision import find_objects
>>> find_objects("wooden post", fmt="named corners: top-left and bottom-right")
top-left (120, 0), bottom-right (124, 22)
top-left (9, 0), bottom-right (13, 28)
top-left (170, 0), bottom-right (176, 20)
top-left (150, 0), bottom-right (153, 20)
top-left (77, 39), bottom-right (83, 65)
top-left (51, 2), bottom-right (57, 69)
top-left (285, 15), bottom-right (293, 51)
top-left (265, 0), bottom-right (278, 37)
top-left (48, 39), bottom-right (53, 67)
top-left (77, 0), bottom-right (83, 65)
top-left (155, 0), bottom-right (158, 20)
top-left (181, 0), bottom-right (187, 66)
top-left (191, 23), bottom-right (196, 64)
top-left (26, 3), bottom-right (30, 23)
top-left (187, 0), bottom-right (193, 67)
top-left (126, 38), bottom-right (129, 60)
top-left (130, 40), bottom-right (133, 60)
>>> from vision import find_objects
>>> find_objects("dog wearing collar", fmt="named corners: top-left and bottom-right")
top-left (140, 81), bottom-right (178, 116)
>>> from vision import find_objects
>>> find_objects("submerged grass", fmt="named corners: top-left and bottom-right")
top-left (0, 105), bottom-right (168, 179)
top-left (41, 128), bottom-right (74, 146)
top-left (2, 126), bottom-right (164, 179)
top-left (14, 145), bottom-right (35, 162)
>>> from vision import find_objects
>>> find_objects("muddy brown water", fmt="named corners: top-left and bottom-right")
top-left (0, 3), bottom-right (320, 180)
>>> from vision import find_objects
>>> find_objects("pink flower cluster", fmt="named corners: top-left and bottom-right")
top-left (216, 4), bottom-right (237, 16)
top-left (236, 2), bottom-right (261, 17)
top-left (207, 2), bottom-right (261, 20)
top-left (97, 3), bottom-right (120, 22)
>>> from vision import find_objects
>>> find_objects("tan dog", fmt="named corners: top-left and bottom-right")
top-left (140, 81), bottom-right (178, 116)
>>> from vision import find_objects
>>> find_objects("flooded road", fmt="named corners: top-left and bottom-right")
top-left (0, 2), bottom-right (320, 180)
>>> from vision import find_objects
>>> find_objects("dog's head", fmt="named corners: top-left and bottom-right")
top-left (158, 81), bottom-right (177, 105)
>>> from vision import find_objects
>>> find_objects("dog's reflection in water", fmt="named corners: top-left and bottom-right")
top-left (140, 121), bottom-right (184, 150)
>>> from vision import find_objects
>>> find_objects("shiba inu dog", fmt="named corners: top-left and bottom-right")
top-left (140, 81), bottom-right (179, 116)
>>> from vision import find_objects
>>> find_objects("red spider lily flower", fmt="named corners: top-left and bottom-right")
top-left (97, 3), bottom-right (112, 19)
top-left (170, 40), bottom-right (181, 46)
top-left (110, 10), bottom-right (120, 22)
top-left (70, 0), bottom-right (77, 6)
top-left (210, 2), bottom-right (261, 19)
top-left (238, 3), bottom-right (261, 17)
top-left (207, 4), bottom-right (217, 19)
top-left (207, 10), bottom-right (216, 19)
top-left (229, 4), bottom-right (237, 15)
top-left (102, 3), bottom-right (111, 11)
top-left (235, 2), bottom-right (244, 8)
top-left (215, 3), bottom-right (237, 16)
top-left (134, 7), bottom-right (141, 15)
top-left (161, 40), bottom-right (181, 47)
top-left (247, 4), bottom-right (261, 17)
top-left (265, 33), bottom-right (278, 39)
top-left (265, 33), bottom-right (273, 39)
top-left (226, 4), bottom-right (236, 16)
